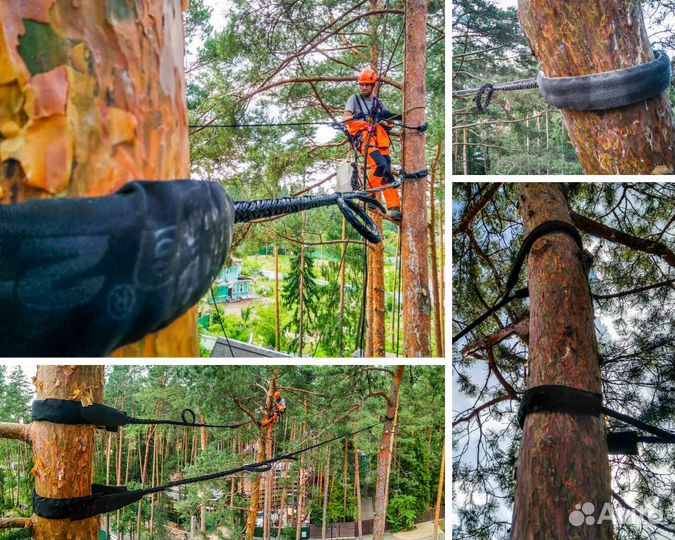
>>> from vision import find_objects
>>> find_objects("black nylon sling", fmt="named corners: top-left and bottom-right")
top-left (32, 399), bottom-right (249, 431)
top-left (0, 180), bottom-right (233, 357)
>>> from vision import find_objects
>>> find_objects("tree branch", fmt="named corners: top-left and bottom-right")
top-left (0, 422), bottom-right (31, 444)
top-left (612, 490), bottom-right (675, 534)
top-left (462, 317), bottom-right (529, 356)
top-left (452, 394), bottom-right (513, 427)
top-left (0, 518), bottom-right (33, 530)
top-left (571, 212), bottom-right (675, 269)
top-left (453, 183), bottom-right (502, 237)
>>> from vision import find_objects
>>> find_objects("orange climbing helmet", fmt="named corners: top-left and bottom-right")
top-left (274, 392), bottom-right (282, 400)
top-left (358, 68), bottom-right (378, 85)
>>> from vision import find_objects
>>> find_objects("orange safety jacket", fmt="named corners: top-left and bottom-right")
top-left (347, 120), bottom-right (391, 151)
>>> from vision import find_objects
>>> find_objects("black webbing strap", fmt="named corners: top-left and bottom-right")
top-left (32, 399), bottom-right (250, 432)
top-left (0, 179), bottom-right (391, 357)
top-left (453, 220), bottom-right (582, 343)
top-left (518, 385), bottom-right (675, 455)
top-left (0, 180), bottom-right (233, 357)
top-left (517, 385), bottom-right (603, 428)
top-left (538, 51), bottom-right (672, 111)
top-left (454, 50), bottom-right (671, 113)
top-left (33, 422), bottom-right (380, 520)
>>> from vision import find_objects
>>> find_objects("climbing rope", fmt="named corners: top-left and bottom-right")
top-left (32, 421), bottom-right (382, 520)
top-left (210, 286), bottom-right (236, 357)
top-left (453, 50), bottom-right (672, 113)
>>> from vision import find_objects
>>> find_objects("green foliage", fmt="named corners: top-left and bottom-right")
top-left (386, 495), bottom-right (417, 532)
top-left (0, 529), bottom-right (32, 540)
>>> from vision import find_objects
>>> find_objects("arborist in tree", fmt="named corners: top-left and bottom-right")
top-left (261, 391), bottom-right (286, 428)
top-left (344, 67), bottom-right (403, 222)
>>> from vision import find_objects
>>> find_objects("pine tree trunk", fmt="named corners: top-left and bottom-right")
top-left (116, 400), bottom-right (124, 536)
top-left (402, 0), bottom-right (431, 356)
top-left (343, 438), bottom-right (349, 515)
top-left (369, 212), bottom-right (386, 356)
top-left (518, 0), bottom-right (675, 173)
top-left (200, 420), bottom-right (208, 534)
top-left (106, 431), bottom-right (112, 540)
top-left (32, 366), bottom-right (104, 540)
top-left (433, 438), bottom-right (445, 540)
top-left (275, 245), bottom-right (281, 351)
top-left (429, 145), bottom-right (443, 357)
top-left (299, 212), bottom-right (306, 357)
top-left (372, 366), bottom-right (405, 540)
top-left (247, 379), bottom-right (277, 538)
top-left (339, 218), bottom-right (347, 356)
top-left (137, 426), bottom-right (155, 539)
top-left (321, 448), bottom-right (331, 539)
top-left (353, 435), bottom-right (363, 540)
top-left (510, 184), bottom-right (612, 539)
top-left (294, 455), bottom-right (305, 540)
top-left (0, 1), bottom-right (196, 356)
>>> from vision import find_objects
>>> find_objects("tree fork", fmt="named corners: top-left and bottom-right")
top-left (518, 0), bottom-right (675, 173)
top-left (402, 0), bottom-right (432, 356)
top-left (510, 184), bottom-right (612, 539)
top-left (0, 1), bottom-right (195, 356)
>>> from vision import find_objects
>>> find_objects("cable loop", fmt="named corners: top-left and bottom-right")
top-left (181, 408), bottom-right (196, 425)
top-left (474, 83), bottom-right (494, 113)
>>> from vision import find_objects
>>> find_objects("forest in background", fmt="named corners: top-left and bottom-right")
top-left (453, 183), bottom-right (675, 539)
top-left (451, 0), bottom-right (675, 175)
top-left (184, 0), bottom-right (445, 357)
top-left (0, 365), bottom-right (444, 540)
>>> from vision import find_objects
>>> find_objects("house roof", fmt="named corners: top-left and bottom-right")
top-left (207, 336), bottom-right (292, 358)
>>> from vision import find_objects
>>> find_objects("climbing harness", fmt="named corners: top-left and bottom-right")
top-left (452, 220), bottom-right (581, 344)
top-left (517, 385), bottom-right (675, 455)
top-left (32, 421), bottom-right (381, 520)
top-left (32, 399), bottom-right (251, 431)
top-left (0, 180), bottom-right (394, 357)
top-left (453, 50), bottom-right (672, 113)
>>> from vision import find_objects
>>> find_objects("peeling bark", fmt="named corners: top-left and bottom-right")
top-left (510, 184), bottom-right (612, 540)
top-left (518, 1), bottom-right (675, 173)
top-left (0, 1), bottom-right (196, 356)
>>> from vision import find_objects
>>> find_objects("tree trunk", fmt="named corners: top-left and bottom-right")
top-left (402, 0), bottom-right (431, 357)
top-left (0, 1), bottom-right (196, 356)
top-left (105, 430), bottom-right (112, 540)
top-left (369, 212), bottom-right (386, 356)
top-left (372, 365), bottom-right (405, 540)
top-left (275, 244), bottom-right (281, 351)
top-left (137, 426), bottom-right (155, 539)
top-left (339, 218), bottom-right (347, 356)
top-left (510, 184), bottom-right (612, 539)
top-left (247, 378), bottom-right (277, 538)
top-left (299, 211), bottom-right (306, 357)
top-left (116, 399), bottom-right (125, 536)
top-left (433, 438), bottom-right (445, 540)
top-left (429, 145), bottom-right (443, 357)
top-left (353, 434), bottom-right (363, 540)
top-left (321, 448), bottom-right (331, 540)
top-left (518, 0), bottom-right (675, 174)
top-left (200, 420), bottom-right (208, 534)
top-left (32, 366), bottom-right (104, 540)
top-left (295, 455), bottom-right (305, 540)
top-left (343, 437), bottom-right (349, 515)
top-left (263, 424), bottom-right (273, 540)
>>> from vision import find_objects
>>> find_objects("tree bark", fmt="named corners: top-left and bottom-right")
top-left (200, 419), bottom-right (208, 534)
top-left (275, 244), bottom-right (281, 351)
top-left (338, 218), bottom-right (347, 356)
top-left (433, 438), bottom-right (445, 540)
top-left (32, 366), bottom-right (104, 540)
top-left (518, 0), bottom-right (675, 174)
top-left (247, 377), bottom-right (277, 538)
top-left (372, 365), bottom-right (405, 540)
top-left (321, 447), bottom-right (331, 540)
top-left (510, 184), bottom-right (612, 539)
top-left (369, 212), bottom-right (386, 357)
top-left (295, 455), bottom-right (306, 540)
top-left (429, 145), bottom-right (443, 357)
top-left (354, 435), bottom-right (363, 540)
top-left (402, 0), bottom-right (431, 357)
top-left (0, 1), bottom-right (196, 356)
top-left (343, 437), bottom-right (349, 515)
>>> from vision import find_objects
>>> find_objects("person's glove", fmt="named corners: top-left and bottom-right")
top-left (352, 111), bottom-right (367, 120)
